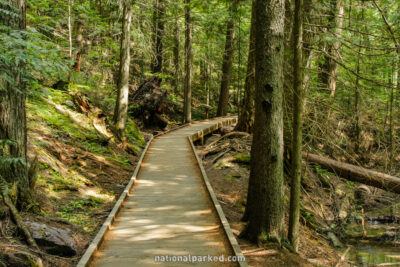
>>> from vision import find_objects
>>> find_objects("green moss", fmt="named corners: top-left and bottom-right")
top-left (55, 196), bottom-right (108, 233)
top-left (126, 119), bottom-right (145, 149)
top-left (233, 154), bottom-right (251, 164)
top-left (108, 154), bottom-right (132, 170)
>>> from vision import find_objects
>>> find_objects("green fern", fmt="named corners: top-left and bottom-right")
top-left (0, 9), bottom-right (68, 92)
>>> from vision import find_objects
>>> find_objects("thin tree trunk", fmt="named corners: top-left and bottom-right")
top-left (241, 0), bottom-right (285, 244)
top-left (388, 62), bottom-right (394, 169)
top-left (235, 0), bottom-right (256, 133)
top-left (151, 0), bottom-right (164, 73)
top-left (113, 0), bottom-right (132, 139)
top-left (354, 4), bottom-right (364, 153)
top-left (183, 0), bottom-right (192, 123)
top-left (68, 0), bottom-right (73, 61)
top-left (288, 0), bottom-right (304, 252)
top-left (74, 52), bottom-right (82, 71)
top-left (354, 50), bottom-right (361, 152)
top-left (173, 16), bottom-right (180, 94)
top-left (72, 20), bottom-right (84, 72)
top-left (327, 0), bottom-right (343, 99)
top-left (217, 0), bottom-right (239, 116)
top-left (0, 0), bottom-right (32, 209)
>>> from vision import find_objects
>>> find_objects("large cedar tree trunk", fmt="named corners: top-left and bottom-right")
top-left (235, 0), bottom-right (256, 132)
top-left (241, 0), bottom-right (285, 244)
top-left (216, 0), bottom-right (239, 116)
top-left (0, 0), bottom-right (32, 208)
top-left (113, 0), bottom-right (132, 139)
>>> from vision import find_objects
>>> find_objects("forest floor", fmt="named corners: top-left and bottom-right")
top-left (0, 87), bottom-right (145, 267)
top-left (198, 131), bottom-right (400, 267)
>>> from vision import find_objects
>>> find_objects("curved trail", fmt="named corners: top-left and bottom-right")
top-left (79, 117), bottom-right (246, 267)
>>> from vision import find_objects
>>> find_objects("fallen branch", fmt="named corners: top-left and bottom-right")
top-left (303, 152), bottom-right (400, 194)
top-left (205, 132), bottom-right (250, 150)
top-left (0, 175), bottom-right (39, 250)
top-left (211, 148), bottom-right (232, 164)
top-left (335, 246), bottom-right (351, 267)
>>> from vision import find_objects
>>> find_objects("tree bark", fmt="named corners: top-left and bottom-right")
top-left (235, 0), bottom-right (256, 133)
top-left (151, 0), bottom-right (164, 73)
top-left (318, 0), bottom-right (343, 99)
top-left (0, 0), bottom-right (32, 209)
top-left (288, 0), bottom-right (304, 252)
top-left (216, 0), bottom-right (239, 116)
top-left (327, 0), bottom-right (343, 99)
top-left (241, 0), bottom-right (285, 244)
top-left (353, 2), bottom-right (364, 152)
top-left (113, 0), bottom-right (132, 139)
top-left (183, 0), bottom-right (192, 123)
top-left (68, 0), bottom-right (73, 61)
top-left (173, 16), bottom-right (180, 94)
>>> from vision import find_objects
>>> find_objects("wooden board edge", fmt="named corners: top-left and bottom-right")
top-left (188, 125), bottom-right (248, 267)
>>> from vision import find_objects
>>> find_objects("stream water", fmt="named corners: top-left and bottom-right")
top-left (345, 245), bottom-right (400, 266)
top-left (342, 220), bottom-right (400, 266)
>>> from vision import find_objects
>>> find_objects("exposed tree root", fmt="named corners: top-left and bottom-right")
top-left (0, 175), bottom-right (39, 250)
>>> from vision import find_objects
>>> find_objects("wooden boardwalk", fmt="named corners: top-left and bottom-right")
top-left (79, 117), bottom-right (246, 267)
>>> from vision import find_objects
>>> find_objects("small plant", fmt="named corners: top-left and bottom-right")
top-left (346, 180), bottom-right (356, 189)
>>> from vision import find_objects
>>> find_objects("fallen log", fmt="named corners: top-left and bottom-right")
top-left (303, 152), bottom-right (400, 194)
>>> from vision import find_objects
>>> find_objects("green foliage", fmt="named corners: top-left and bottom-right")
top-left (125, 119), bottom-right (145, 149)
top-left (314, 164), bottom-right (332, 177)
top-left (0, 24), bottom-right (68, 92)
top-left (56, 196), bottom-right (107, 233)
top-left (0, 156), bottom-right (26, 168)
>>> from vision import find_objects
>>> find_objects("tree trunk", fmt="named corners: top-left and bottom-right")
top-left (183, 0), bottom-right (192, 123)
top-left (288, 0), bottom-right (304, 252)
top-left (68, 0), bottom-right (73, 61)
top-left (151, 0), bottom-right (164, 73)
top-left (235, 0), bottom-right (256, 133)
top-left (0, 0), bottom-right (31, 209)
top-left (317, 0), bottom-right (343, 99)
top-left (74, 52), bottom-right (82, 72)
top-left (241, 0), bottom-right (285, 244)
top-left (173, 16), bottom-right (180, 94)
top-left (388, 61), bottom-right (395, 168)
top-left (72, 20), bottom-right (84, 72)
top-left (303, 153), bottom-right (400, 194)
top-left (327, 0), bottom-right (343, 99)
top-left (354, 3), bottom-right (364, 153)
top-left (216, 0), bottom-right (239, 116)
top-left (113, 0), bottom-right (132, 139)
